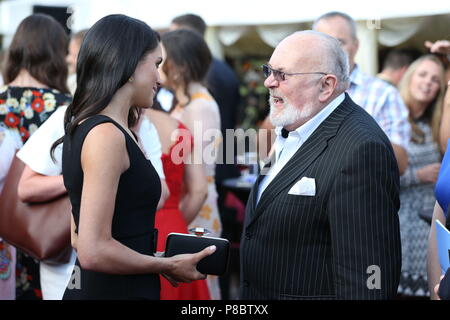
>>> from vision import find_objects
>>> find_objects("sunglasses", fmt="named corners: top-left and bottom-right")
top-left (262, 64), bottom-right (327, 82)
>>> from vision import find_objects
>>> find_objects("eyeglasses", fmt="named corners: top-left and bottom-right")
top-left (262, 64), bottom-right (327, 82)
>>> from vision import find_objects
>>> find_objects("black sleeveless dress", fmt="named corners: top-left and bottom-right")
top-left (62, 115), bottom-right (161, 300)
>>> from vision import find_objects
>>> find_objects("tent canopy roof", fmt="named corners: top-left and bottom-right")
top-left (1, 0), bottom-right (449, 33)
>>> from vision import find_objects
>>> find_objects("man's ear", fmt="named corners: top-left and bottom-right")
top-left (318, 75), bottom-right (337, 102)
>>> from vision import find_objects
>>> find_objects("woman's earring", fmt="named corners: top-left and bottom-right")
top-left (128, 77), bottom-right (134, 83)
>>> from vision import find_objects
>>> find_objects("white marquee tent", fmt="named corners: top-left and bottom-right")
top-left (1, 0), bottom-right (450, 74)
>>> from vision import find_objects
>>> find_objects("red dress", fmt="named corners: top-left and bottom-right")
top-left (155, 122), bottom-right (211, 300)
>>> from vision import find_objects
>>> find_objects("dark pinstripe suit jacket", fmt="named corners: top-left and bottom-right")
top-left (240, 94), bottom-right (401, 300)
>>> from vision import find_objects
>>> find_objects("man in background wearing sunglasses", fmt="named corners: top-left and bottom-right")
top-left (240, 30), bottom-right (401, 300)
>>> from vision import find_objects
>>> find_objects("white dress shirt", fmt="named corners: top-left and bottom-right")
top-left (257, 93), bottom-right (345, 204)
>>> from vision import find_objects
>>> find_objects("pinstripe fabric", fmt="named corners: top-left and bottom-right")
top-left (240, 94), bottom-right (401, 300)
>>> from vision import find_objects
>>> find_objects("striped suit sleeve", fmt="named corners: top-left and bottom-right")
top-left (327, 139), bottom-right (401, 299)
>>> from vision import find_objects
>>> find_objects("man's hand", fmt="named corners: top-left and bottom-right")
top-left (425, 40), bottom-right (450, 55)
top-left (434, 275), bottom-right (444, 300)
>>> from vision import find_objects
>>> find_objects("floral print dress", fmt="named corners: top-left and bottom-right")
top-left (0, 86), bottom-right (71, 143)
top-left (0, 85), bottom-right (71, 299)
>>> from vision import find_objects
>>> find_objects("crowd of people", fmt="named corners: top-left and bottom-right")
top-left (0, 10), bottom-right (449, 300)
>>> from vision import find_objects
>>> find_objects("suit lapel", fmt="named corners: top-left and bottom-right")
top-left (250, 153), bottom-right (275, 206)
top-left (246, 95), bottom-right (355, 228)
top-left (244, 153), bottom-right (274, 222)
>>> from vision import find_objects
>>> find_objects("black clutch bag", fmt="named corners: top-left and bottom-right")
top-left (164, 231), bottom-right (230, 276)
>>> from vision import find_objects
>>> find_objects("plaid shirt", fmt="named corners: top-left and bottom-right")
top-left (347, 65), bottom-right (411, 149)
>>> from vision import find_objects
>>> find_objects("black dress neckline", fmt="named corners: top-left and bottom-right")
top-left (80, 114), bottom-right (147, 160)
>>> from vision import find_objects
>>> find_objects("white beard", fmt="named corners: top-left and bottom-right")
top-left (269, 96), bottom-right (315, 128)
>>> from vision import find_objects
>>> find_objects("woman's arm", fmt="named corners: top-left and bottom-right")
top-left (71, 214), bottom-right (78, 251)
top-left (157, 179), bottom-right (170, 210)
top-left (400, 163), bottom-right (441, 187)
top-left (439, 81), bottom-right (450, 154)
top-left (136, 116), bottom-right (169, 210)
top-left (180, 162), bottom-right (208, 225)
top-left (177, 102), bottom-right (214, 224)
top-left (76, 123), bottom-right (214, 282)
top-left (427, 201), bottom-right (447, 299)
top-left (18, 165), bottom-right (66, 202)
top-left (392, 143), bottom-right (408, 176)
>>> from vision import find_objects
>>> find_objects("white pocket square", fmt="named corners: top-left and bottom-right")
top-left (288, 177), bottom-right (316, 196)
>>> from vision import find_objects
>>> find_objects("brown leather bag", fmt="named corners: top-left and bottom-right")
top-left (0, 155), bottom-right (72, 264)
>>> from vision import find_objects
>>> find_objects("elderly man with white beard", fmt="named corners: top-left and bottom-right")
top-left (239, 30), bottom-right (402, 300)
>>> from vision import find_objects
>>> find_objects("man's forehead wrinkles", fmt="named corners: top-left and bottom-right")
top-left (268, 63), bottom-right (286, 71)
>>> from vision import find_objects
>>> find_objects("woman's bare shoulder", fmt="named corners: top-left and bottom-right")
top-left (81, 122), bottom-right (128, 171)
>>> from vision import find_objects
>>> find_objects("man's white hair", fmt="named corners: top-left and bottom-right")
top-left (292, 30), bottom-right (350, 93)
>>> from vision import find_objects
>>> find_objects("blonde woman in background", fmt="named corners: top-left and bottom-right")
top-left (396, 54), bottom-right (446, 298)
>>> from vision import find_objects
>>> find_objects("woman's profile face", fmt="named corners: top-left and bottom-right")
top-left (131, 44), bottom-right (163, 108)
top-left (159, 44), bottom-right (179, 90)
top-left (158, 44), bottom-right (168, 84)
top-left (66, 38), bottom-right (81, 75)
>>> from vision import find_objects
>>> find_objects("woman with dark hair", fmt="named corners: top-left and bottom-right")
top-left (0, 13), bottom-right (72, 299)
top-left (162, 29), bottom-right (223, 299)
top-left (54, 14), bottom-right (215, 300)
